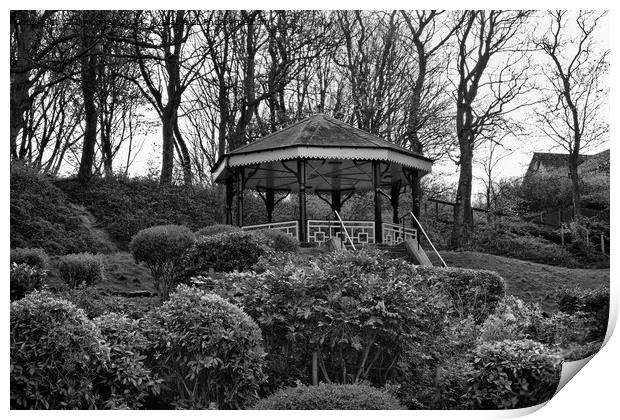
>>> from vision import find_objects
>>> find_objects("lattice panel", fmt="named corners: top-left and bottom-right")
top-left (382, 222), bottom-right (417, 245)
top-left (307, 220), bottom-right (375, 247)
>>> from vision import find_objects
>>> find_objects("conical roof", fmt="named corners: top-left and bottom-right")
top-left (212, 114), bottom-right (433, 192)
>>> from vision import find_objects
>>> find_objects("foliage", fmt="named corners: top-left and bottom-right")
top-left (415, 266), bottom-right (506, 323)
top-left (196, 223), bottom-right (240, 237)
top-left (93, 313), bottom-right (161, 408)
top-left (556, 286), bottom-right (609, 341)
top-left (10, 247), bottom-right (49, 269)
top-left (56, 252), bottom-right (105, 289)
top-left (57, 288), bottom-right (161, 319)
top-left (10, 163), bottom-right (108, 254)
top-left (10, 262), bottom-right (47, 301)
top-left (479, 296), bottom-right (597, 349)
top-left (129, 224), bottom-right (196, 300)
top-left (464, 340), bottom-right (561, 409)
top-left (56, 175), bottom-right (221, 248)
top-left (251, 228), bottom-right (299, 252)
top-left (10, 291), bottom-right (107, 409)
top-left (145, 285), bottom-right (266, 409)
top-left (183, 231), bottom-right (265, 278)
top-left (198, 249), bottom-right (450, 391)
top-left (253, 383), bottom-right (405, 410)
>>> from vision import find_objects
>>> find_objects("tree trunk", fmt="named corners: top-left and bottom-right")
top-left (77, 52), bottom-right (98, 184)
top-left (452, 140), bottom-right (474, 248)
top-left (160, 107), bottom-right (176, 185)
top-left (569, 154), bottom-right (581, 218)
top-left (173, 119), bottom-right (193, 185)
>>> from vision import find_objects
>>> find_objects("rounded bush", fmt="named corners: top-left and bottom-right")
top-left (10, 247), bottom-right (49, 269)
top-left (10, 262), bottom-right (47, 300)
top-left (557, 286), bottom-right (609, 341)
top-left (466, 340), bottom-right (561, 409)
top-left (254, 383), bottom-right (405, 410)
top-left (196, 223), bottom-right (240, 237)
top-left (146, 285), bottom-right (266, 409)
top-left (129, 225), bottom-right (195, 299)
top-left (56, 252), bottom-right (105, 288)
top-left (10, 291), bottom-right (107, 409)
top-left (183, 231), bottom-right (265, 278)
top-left (252, 229), bottom-right (299, 252)
top-left (93, 313), bottom-right (160, 408)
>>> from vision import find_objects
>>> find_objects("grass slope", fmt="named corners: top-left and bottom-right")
top-left (428, 251), bottom-right (609, 312)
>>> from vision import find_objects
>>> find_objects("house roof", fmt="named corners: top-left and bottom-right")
top-left (525, 150), bottom-right (609, 178)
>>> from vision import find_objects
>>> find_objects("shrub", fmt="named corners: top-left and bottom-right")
top-left (465, 340), bottom-right (561, 409)
top-left (196, 223), bottom-right (240, 237)
top-left (10, 291), bottom-right (107, 409)
top-left (10, 163), bottom-right (106, 254)
top-left (10, 263), bottom-right (47, 300)
top-left (57, 288), bottom-right (160, 319)
top-left (556, 286), bottom-right (609, 341)
top-left (252, 229), bottom-right (299, 252)
top-left (93, 313), bottom-right (161, 408)
top-left (56, 252), bottom-right (105, 288)
top-left (183, 231), bottom-right (265, 278)
top-left (199, 249), bottom-right (450, 392)
top-left (416, 266), bottom-right (506, 322)
top-left (10, 247), bottom-right (49, 269)
top-left (56, 175), bottom-right (220, 248)
top-left (129, 225), bottom-right (195, 300)
top-left (145, 285), bottom-right (266, 409)
top-left (254, 383), bottom-right (405, 410)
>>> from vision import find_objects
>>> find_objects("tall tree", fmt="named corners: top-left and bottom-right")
top-left (451, 10), bottom-right (531, 247)
top-left (534, 11), bottom-right (609, 217)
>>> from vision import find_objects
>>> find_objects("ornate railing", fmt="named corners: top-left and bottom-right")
top-left (241, 220), bottom-right (299, 239)
top-left (241, 219), bottom-right (417, 248)
top-left (382, 221), bottom-right (417, 245)
top-left (307, 219), bottom-right (375, 247)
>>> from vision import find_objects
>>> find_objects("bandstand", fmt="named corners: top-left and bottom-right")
top-left (211, 114), bottom-right (433, 247)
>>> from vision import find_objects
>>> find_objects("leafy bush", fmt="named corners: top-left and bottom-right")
top-left (464, 340), bottom-right (561, 409)
top-left (129, 225), bottom-right (195, 300)
top-left (479, 296), bottom-right (596, 349)
top-left (183, 231), bottom-right (265, 278)
top-left (10, 163), bottom-right (106, 254)
top-left (56, 252), bottom-right (105, 288)
top-left (198, 249), bottom-right (450, 391)
top-left (557, 286), bottom-right (609, 340)
top-left (416, 266), bottom-right (506, 322)
top-left (10, 263), bottom-right (47, 301)
top-left (254, 383), bottom-right (405, 410)
top-left (56, 175), bottom-right (220, 248)
top-left (196, 223), bottom-right (240, 237)
top-left (252, 229), bottom-right (299, 252)
top-left (10, 291), bottom-right (107, 409)
top-left (57, 288), bottom-right (160, 319)
top-left (10, 247), bottom-right (49, 269)
top-left (145, 285), bottom-right (266, 409)
top-left (93, 313), bottom-right (161, 408)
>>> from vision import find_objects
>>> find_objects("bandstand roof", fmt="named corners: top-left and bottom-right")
top-left (211, 114), bottom-right (433, 192)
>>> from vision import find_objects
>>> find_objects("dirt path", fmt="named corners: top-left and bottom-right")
top-left (429, 251), bottom-right (609, 312)
top-left (69, 203), bottom-right (119, 253)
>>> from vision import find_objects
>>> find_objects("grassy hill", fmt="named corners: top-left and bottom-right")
top-left (428, 250), bottom-right (609, 312)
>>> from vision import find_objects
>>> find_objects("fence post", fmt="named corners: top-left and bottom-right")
top-left (586, 230), bottom-right (590, 248)
top-left (561, 227), bottom-right (565, 246)
top-left (601, 234), bottom-right (605, 255)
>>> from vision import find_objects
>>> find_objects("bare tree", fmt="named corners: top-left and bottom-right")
top-left (534, 10), bottom-right (609, 217)
top-left (451, 10), bottom-right (532, 247)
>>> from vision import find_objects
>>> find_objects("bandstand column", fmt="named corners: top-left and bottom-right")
top-left (330, 190), bottom-right (342, 212)
top-left (265, 189), bottom-right (275, 223)
top-left (390, 182), bottom-right (400, 224)
top-left (297, 159), bottom-right (307, 242)
top-left (225, 177), bottom-right (234, 225)
top-left (373, 161), bottom-right (383, 244)
top-left (236, 168), bottom-right (244, 227)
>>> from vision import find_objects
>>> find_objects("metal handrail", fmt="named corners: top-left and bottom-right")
top-left (334, 210), bottom-right (356, 251)
top-left (408, 211), bottom-right (447, 267)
